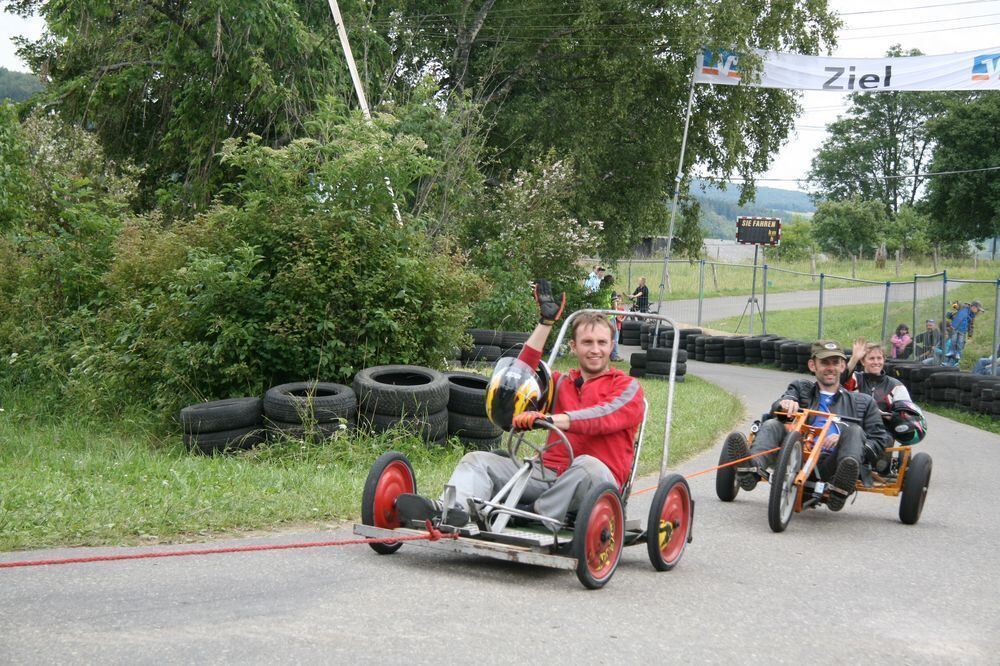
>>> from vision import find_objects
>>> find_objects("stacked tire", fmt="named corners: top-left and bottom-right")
top-left (464, 328), bottom-right (503, 364)
top-left (443, 370), bottom-right (503, 449)
top-left (743, 336), bottom-right (771, 364)
top-left (703, 336), bottom-right (725, 363)
top-left (354, 365), bottom-right (450, 444)
top-left (640, 322), bottom-right (672, 350)
top-left (723, 336), bottom-right (746, 364)
top-left (760, 337), bottom-right (787, 365)
top-left (694, 334), bottom-right (708, 361)
top-left (643, 345), bottom-right (688, 382)
top-left (620, 319), bottom-right (641, 347)
top-left (795, 342), bottom-right (813, 373)
top-left (778, 341), bottom-right (801, 371)
top-left (180, 397), bottom-right (265, 454)
top-left (264, 381), bottom-right (356, 441)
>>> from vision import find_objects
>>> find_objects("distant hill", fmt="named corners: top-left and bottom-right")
top-left (0, 67), bottom-right (43, 102)
top-left (690, 178), bottom-right (814, 240)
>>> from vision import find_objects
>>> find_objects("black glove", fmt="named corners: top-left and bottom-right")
top-left (533, 279), bottom-right (566, 326)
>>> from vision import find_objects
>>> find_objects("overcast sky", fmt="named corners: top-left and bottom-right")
top-left (2, 1), bottom-right (998, 193)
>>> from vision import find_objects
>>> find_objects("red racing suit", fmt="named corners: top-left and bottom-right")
top-left (518, 344), bottom-right (645, 488)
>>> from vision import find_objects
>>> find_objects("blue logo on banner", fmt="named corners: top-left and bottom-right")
top-left (971, 53), bottom-right (1000, 81)
top-left (700, 47), bottom-right (742, 80)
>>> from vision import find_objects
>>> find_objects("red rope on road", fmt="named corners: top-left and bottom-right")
top-left (0, 521), bottom-right (457, 570)
top-left (631, 447), bottom-right (781, 496)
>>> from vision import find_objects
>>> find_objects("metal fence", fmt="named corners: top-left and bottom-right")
top-left (647, 259), bottom-right (1000, 375)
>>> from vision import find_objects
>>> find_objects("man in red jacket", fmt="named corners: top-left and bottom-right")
top-left (398, 280), bottom-right (645, 527)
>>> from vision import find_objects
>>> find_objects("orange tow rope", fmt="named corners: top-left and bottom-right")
top-left (631, 447), bottom-right (781, 496)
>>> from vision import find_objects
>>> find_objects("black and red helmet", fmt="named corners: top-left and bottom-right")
top-left (888, 399), bottom-right (927, 445)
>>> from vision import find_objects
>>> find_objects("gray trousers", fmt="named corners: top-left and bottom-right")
top-left (444, 451), bottom-right (616, 524)
top-left (749, 418), bottom-right (863, 481)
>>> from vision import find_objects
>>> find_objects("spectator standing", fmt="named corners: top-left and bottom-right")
top-left (889, 323), bottom-right (912, 359)
top-left (914, 319), bottom-right (941, 362)
top-left (630, 276), bottom-right (649, 313)
top-left (585, 266), bottom-right (605, 294)
top-left (943, 300), bottom-right (985, 366)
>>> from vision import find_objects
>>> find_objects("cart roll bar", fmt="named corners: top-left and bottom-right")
top-left (547, 309), bottom-right (681, 481)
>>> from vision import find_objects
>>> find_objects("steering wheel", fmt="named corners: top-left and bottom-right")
top-left (507, 419), bottom-right (575, 484)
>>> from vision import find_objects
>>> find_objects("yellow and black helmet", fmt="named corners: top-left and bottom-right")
top-left (485, 357), bottom-right (554, 431)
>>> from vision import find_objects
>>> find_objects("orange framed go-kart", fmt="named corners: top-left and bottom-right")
top-left (715, 409), bottom-right (932, 532)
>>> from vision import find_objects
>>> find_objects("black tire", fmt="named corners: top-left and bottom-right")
top-left (899, 452), bottom-right (932, 525)
top-left (501, 331), bottom-right (530, 348)
top-left (363, 408), bottom-right (450, 441)
top-left (447, 411), bottom-right (502, 438)
top-left (572, 482), bottom-right (625, 589)
top-left (715, 432), bottom-right (745, 502)
top-left (645, 373), bottom-right (685, 382)
top-left (443, 370), bottom-right (490, 416)
top-left (646, 361), bottom-right (687, 375)
top-left (647, 347), bottom-right (688, 363)
top-left (361, 451), bottom-right (417, 554)
top-left (263, 382), bottom-right (356, 424)
top-left (266, 419), bottom-right (352, 441)
top-left (646, 474), bottom-right (693, 571)
top-left (468, 328), bottom-right (502, 346)
top-left (184, 425), bottom-right (266, 454)
top-left (464, 344), bottom-right (502, 362)
top-left (768, 431), bottom-right (803, 533)
top-left (630, 353), bottom-right (647, 368)
top-left (353, 365), bottom-right (450, 416)
top-left (180, 397), bottom-right (263, 434)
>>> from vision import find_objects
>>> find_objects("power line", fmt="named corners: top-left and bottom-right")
top-left (713, 164), bottom-right (1000, 183)
top-left (839, 0), bottom-right (1000, 16)
top-left (841, 19), bottom-right (1000, 39)
top-left (843, 10), bottom-right (1000, 31)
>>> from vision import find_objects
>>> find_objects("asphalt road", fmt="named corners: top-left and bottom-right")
top-left (2, 361), bottom-right (999, 664)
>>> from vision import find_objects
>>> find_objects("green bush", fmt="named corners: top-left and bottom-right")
top-left (1, 108), bottom-right (482, 416)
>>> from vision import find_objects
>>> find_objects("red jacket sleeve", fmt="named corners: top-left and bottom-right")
top-left (564, 373), bottom-right (645, 436)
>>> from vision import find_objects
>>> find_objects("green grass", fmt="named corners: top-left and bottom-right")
top-left (922, 404), bottom-right (1000, 436)
top-left (0, 364), bottom-right (741, 551)
top-left (706, 283), bottom-right (998, 371)
top-left (613, 257), bottom-right (999, 300)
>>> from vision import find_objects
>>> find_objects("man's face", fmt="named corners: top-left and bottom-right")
top-left (926, 322), bottom-right (934, 330)
top-left (570, 323), bottom-right (613, 376)
top-left (808, 355), bottom-right (845, 390)
top-left (972, 305), bottom-right (981, 314)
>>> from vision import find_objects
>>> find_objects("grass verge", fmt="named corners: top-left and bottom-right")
top-left (922, 404), bottom-right (1000, 436)
top-left (0, 365), bottom-right (741, 551)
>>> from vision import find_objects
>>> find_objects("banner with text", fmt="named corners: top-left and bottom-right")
top-left (694, 47), bottom-right (1000, 91)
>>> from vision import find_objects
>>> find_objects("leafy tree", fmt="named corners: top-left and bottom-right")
top-left (807, 46), bottom-right (955, 216)
top-left (884, 204), bottom-right (930, 257)
top-left (773, 216), bottom-right (815, 261)
top-left (924, 93), bottom-right (1000, 244)
top-left (811, 196), bottom-right (886, 258)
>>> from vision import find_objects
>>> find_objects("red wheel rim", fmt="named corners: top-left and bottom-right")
top-left (657, 483), bottom-right (690, 564)
top-left (584, 492), bottom-right (623, 580)
top-left (373, 461), bottom-right (415, 529)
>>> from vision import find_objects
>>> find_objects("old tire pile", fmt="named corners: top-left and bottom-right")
top-left (463, 328), bottom-right (531, 364)
top-left (354, 365), bottom-right (450, 444)
top-left (180, 397), bottom-right (265, 454)
top-left (632, 345), bottom-right (688, 382)
top-left (640, 322), bottom-right (673, 350)
top-left (444, 370), bottom-right (503, 449)
top-left (620, 319), bottom-right (641, 347)
top-left (264, 381), bottom-right (356, 441)
top-left (888, 363), bottom-right (1000, 415)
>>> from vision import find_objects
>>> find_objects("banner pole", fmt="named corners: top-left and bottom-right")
top-left (655, 64), bottom-right (697, 313)
top-left (326, 0), bottom-right (403, 224)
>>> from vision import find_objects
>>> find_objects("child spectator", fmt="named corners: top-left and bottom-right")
top-left (890, 323), bottom-right (911, 359)
top-left (943, 300), bottom-right (985, 366)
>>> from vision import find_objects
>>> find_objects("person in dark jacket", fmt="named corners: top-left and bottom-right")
top-left (730, 340), bottom-right (892, 511)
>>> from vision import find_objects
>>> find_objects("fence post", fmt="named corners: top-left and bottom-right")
top-left (881, 281), bottom-right (891, 344)
top-left (811, 256), bottom-right (816, 282)
top-left (912, 276), bottom-right (919, 359)
top-left (941, 270), bottom-right (948, 323)
top-left (762, 264), bottom-right (768, 335)
top-left (697, 260), bottom-right (705, 326)
top-left (818, 273), bottom-right (825, 339)
top-left (993, 279), bottom-right (999, 376)
top-left (895, 250), bottom-right (900, 278)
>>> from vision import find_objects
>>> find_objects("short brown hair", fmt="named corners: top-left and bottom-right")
top-left (571, 312), bottom-right (617, 341)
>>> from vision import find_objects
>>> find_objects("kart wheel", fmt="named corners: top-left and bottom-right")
top-left (647, 474), bottom-right (692, 571)
top-left (768, 431), bottom-right (803, 533)
top-left (899, 452), bottom-right (932, 525)
top-left (572, 483), bottom-right (624, 589)
top-left (715, 432), bottom-right (745, 502)
top-left (361, 451), bottom-right (416, 554)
